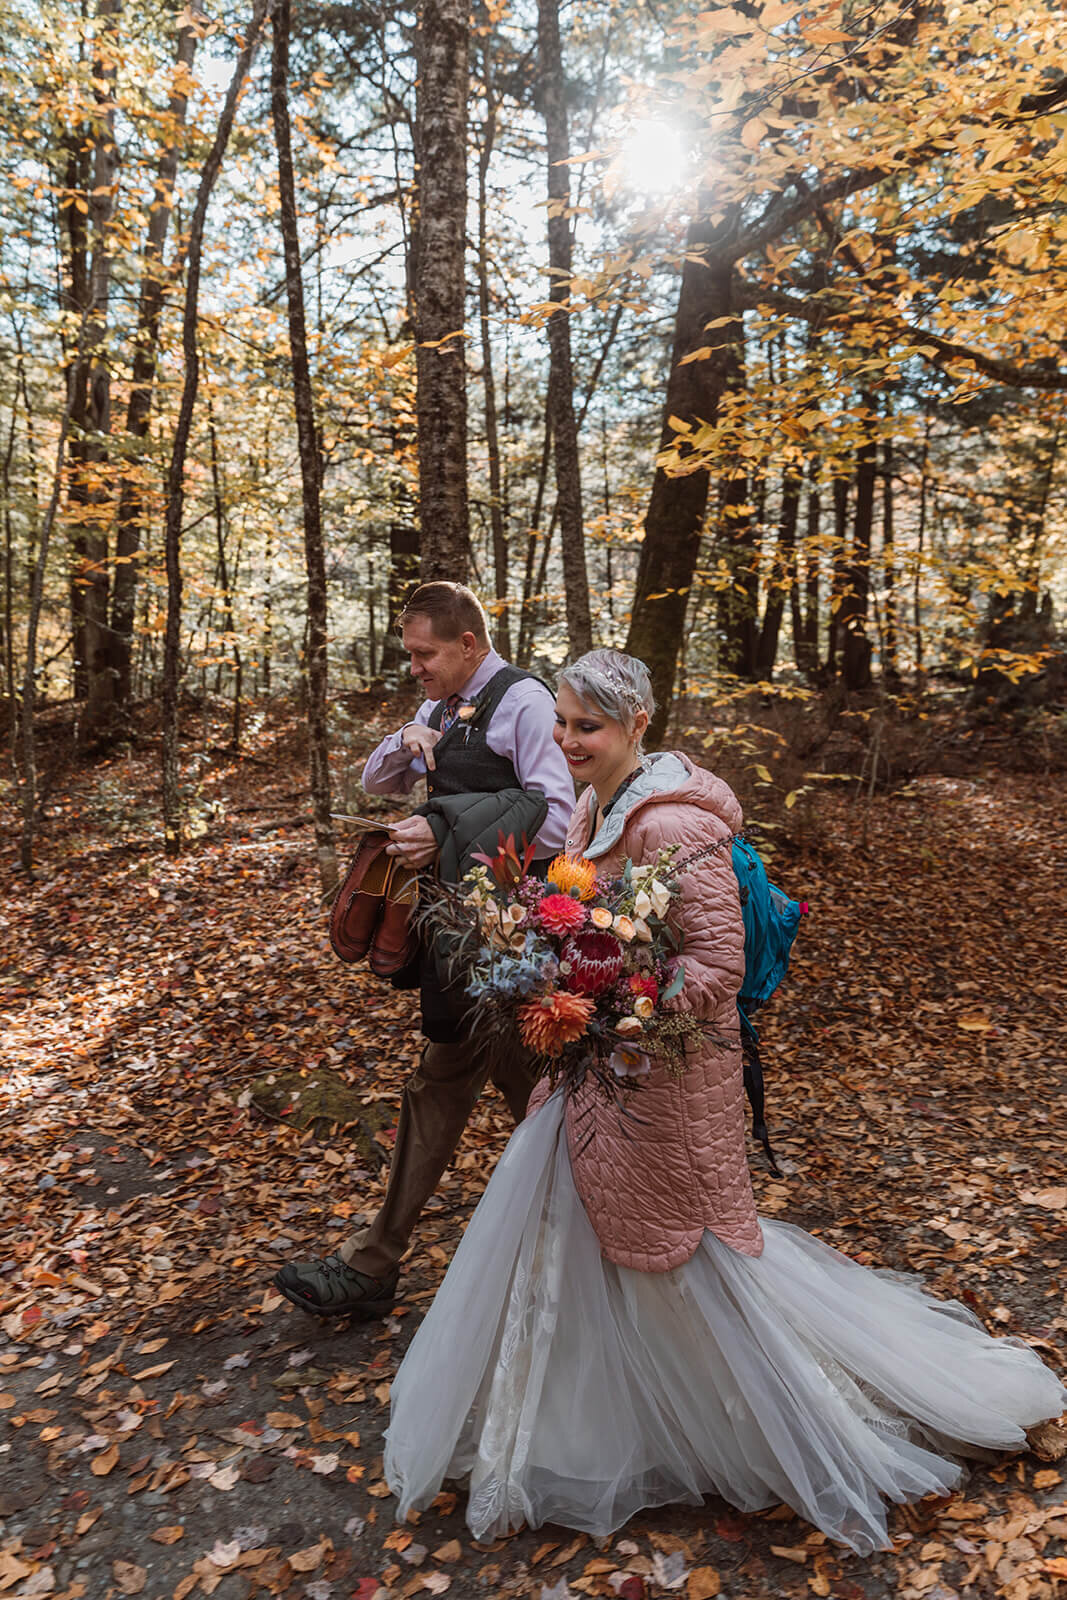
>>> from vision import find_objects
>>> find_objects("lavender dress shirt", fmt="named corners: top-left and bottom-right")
top-left (361, 650), bottom-right (574, 857)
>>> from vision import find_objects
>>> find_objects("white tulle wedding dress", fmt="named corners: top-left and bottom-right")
top-left (384, 1092), bottom-right (1064, 1555)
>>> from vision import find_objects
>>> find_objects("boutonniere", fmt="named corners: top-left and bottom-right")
top-left (455, 702), bottom-right (479, 741)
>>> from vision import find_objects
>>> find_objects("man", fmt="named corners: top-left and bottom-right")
top-left (274, 583), bottom-right (574, 1319)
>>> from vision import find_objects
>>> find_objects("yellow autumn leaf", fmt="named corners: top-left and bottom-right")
top-left (741, 117), bottom-right (767, 151)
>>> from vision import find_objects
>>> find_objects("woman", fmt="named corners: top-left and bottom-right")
top-left (384, 649), bottom-right (1064, 1555)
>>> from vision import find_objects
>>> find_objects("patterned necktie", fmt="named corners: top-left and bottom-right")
top-left (440, 693), bottom-right (462, 732)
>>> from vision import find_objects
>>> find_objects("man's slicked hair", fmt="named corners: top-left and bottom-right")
top-left (397, 582), bottom-right (490, 646)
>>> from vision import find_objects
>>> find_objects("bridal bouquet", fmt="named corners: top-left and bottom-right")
top-left (420, 834), bottom-right (724, 1101)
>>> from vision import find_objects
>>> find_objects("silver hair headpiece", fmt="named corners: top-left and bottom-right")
top-left (581, 664), bottom-right (647, 714)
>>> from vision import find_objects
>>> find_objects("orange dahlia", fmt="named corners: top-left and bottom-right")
top-left (536, 893), bottom-right (587, 937)
top-left (546, 853), bottom-right (598, 902)
top-left (518, 990), bottom-right (595, 1056)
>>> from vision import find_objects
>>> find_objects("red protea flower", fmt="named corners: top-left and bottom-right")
top-left (537, 893), bottom-right (588, 937)
top-left (518, 990), bottom-right (595, 1056)
top-left (629, 973), bottom-right (658, 1004)
top-left (561, 929), bottom-right (625, 995)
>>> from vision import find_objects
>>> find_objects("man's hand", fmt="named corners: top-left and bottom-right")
top-left (400, 723), bottom-right (443, 771)
top-left (386, 815), bottom-right (438, 868)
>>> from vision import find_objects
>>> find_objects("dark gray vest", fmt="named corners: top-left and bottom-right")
top-left (425, 665), bottom-right (538, 799)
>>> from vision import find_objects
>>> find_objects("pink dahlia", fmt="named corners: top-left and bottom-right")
top-left (537, 893), bottom-right (588, 937)
top-left (629, 973), bottom-right (658, 1004)
top-left (561, 929), bottom-right (625, 996)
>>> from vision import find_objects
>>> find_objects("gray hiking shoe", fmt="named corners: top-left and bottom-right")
top-left (273, 1254), bottom-right (399, 1320)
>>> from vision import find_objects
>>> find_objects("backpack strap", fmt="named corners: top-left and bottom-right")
top-left (738, 1006), bottom-right (781, 1176)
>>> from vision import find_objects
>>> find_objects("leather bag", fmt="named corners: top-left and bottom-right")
top-left (329, 829), bottom-right (419, 975)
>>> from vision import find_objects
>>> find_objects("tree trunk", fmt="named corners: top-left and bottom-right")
top-left (414, 0), bottom-right (470, 580)
top-left (881, 429), bottom-right (901, 690)
top-left (841, 400), bottom-right (877, 691)
top-left (825, 472), bottom-right (850, 676)
top-left (2, 368), bottom-right (21, 718)
top-left (19, 325), bottom-right (84, 874)
top-left (627, 206), bottom-right (745, 742)
top-left (207, 401), bottom-right (242, 748)
top-left (271, 0), bottom-right (337, 892)
top-left (755, 461), bottom-right (802, 680)
top-left (914, 415), bottom-right (930, 677)
top-left (517, 393), bottom-right (553, 665)
top-left (62, 132), bottom-right (91, 700)
top-left (796, 467), bottom-right (821, 676)
top-left (476, 92), bottom-right (511, 658)
top-left (68, 0), bottom-right (121, 737)
top-left (109, 3), bottom-right (202, 713)
top-left (714, 467), bottom-right (758, 680)
top-left (537, 0), bottom-right (591, 656)
top-left (161, 0), bottom-right (270, 856)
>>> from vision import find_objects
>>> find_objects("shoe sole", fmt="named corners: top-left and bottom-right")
top-left (273, 1279), bottom-right (397, 1321)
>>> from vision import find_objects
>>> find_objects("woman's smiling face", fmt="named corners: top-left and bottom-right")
top-left (553, 682), bottom-right (637, 799)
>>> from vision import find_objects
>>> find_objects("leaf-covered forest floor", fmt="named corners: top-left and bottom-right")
top-left (1, 694), bottom-right (1065, 1600)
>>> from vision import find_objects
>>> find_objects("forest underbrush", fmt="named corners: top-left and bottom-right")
top-left (0, 689), bottom-right (1065, 1600)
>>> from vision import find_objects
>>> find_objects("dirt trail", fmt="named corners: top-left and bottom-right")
top-left (1, 722), bottom-right (1064, 1600)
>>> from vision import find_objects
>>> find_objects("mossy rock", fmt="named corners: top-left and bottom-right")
top-left (249, 1066), bottom-right (392, 1167)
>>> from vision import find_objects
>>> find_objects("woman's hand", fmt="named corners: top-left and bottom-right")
top-left (386, 815), bottom-right (438, 868)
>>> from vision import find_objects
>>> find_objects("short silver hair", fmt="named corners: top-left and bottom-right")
top-left (558, 650), bottom-right (656, 739)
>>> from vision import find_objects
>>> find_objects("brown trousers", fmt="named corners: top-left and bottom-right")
top-left (339, 1034), bottom-right (538, 1280)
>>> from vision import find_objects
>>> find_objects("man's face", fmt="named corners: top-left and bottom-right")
top-left (401, 615), bottom-right (481, 701)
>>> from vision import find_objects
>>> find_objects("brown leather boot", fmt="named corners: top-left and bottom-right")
top-left (368, 861), bottom-right (419, 977)
top-left (330, 832), bottom-right (392, 962)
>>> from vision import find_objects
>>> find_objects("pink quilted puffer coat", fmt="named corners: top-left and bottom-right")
top-left (527, 752), bottom-right (763, 1271)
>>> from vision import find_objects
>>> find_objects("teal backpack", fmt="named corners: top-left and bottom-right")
top-left (732, 838), bottom-right (808, 1172)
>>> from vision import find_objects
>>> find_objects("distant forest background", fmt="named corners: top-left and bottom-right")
top-left (1, 0), bottom-right (1064, 875)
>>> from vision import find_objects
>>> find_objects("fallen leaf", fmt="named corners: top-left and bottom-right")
top-left (1018, 1188), bottom-right (1067, 1211)
top-left (208, 1465), bottom-right (240, 1491)
top-left (149, 1527), bottom-right (185, 1545)
top-left (207, 1541), bottom-right (241, 1568)
top-left (1028, 1420), bottom-right (1067, 1461)
top-left (0, 1554), bottom-right (32, 1587)
top-left (112, 1562), bottom-right (147, 1595)
top-left (687, 1568), bottom-right (721, 1599)
top-left (651, 1550), bottom-right (689, 1590)
top-left (129, 1361), bottom-right (176, 1381)
top-left (90, 1444), bottom-right (119, 1477)
top-left (433, 1541), bottom-right (462, 1563)
top-left (288, 1542), bottom-right (327, 1573)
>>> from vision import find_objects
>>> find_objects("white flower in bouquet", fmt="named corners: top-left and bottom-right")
top-left (609, 1045), bottom-right (651, 1079)
top-left (649, 879), bottom-right (671, 918)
